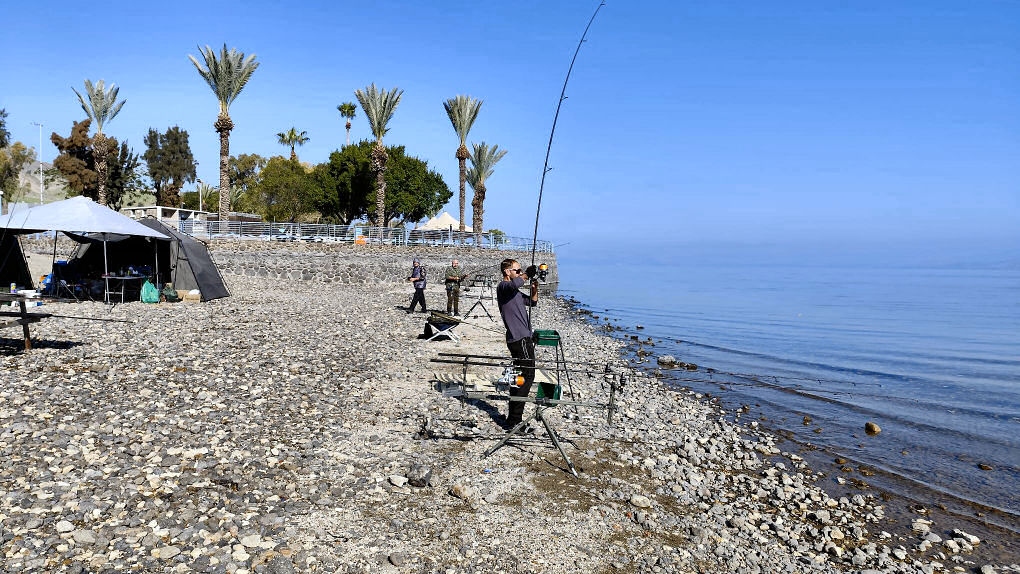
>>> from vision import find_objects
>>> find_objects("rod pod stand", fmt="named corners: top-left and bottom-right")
top-left (483, 396), bottom-right (578, 478)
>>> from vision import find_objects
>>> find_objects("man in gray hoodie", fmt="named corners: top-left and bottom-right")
top-left (496, 258), bottom-right (539, 428)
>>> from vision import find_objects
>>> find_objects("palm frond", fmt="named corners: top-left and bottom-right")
top-left (189, 44), bottom-right (259, 114)
top-left (277, 128), bottom-right (309, 147)
top-left (443, 95), bottom-right (483, 144)
top-left (72, 79), bottom-right (126, 134)
top-left (354, 84), bottom-right (403, 142)
top-left (337, 102), bottom-right (357, 120)
top-left (467, 142), bottom-right (508, 187)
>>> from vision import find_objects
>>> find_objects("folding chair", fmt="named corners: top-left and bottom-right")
top-left (55, 280), bottom-right (82, 302)
top-left (425, 311), bottom-right (462, 343)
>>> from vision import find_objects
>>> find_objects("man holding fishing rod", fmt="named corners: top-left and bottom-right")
top-left (496, 258), bottom-right (539, 429)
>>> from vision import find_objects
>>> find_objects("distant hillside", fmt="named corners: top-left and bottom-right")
top-left (16, 161), bottom-right (70, 205)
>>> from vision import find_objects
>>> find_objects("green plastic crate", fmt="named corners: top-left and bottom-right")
top-left (533, 329), bottom-right (561, 346)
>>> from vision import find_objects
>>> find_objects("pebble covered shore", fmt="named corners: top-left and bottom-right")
top-left (1, 248), bottom-right (1017, 573)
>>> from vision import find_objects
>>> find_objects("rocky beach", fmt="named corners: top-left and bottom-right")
top-left (1, 243), bottom-right (1017, 573)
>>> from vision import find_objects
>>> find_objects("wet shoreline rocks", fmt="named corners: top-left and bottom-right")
top-left (0, 246), bottom-right (1015, 573)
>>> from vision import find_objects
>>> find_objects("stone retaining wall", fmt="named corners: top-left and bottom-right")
top-left (205, 240), bottom-right (558, 287)
top-left (17, 236), bottom-right (558, 288)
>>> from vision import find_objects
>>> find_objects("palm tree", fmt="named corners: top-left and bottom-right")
top-left (188, 44), bottom-right (259, 228)
top-left (466, 142), bottom-right (507, 246)
top-left (354, 84), bottom-right (403, 228)
top-left (443, 95), bottom-right (482, 233)
top-left (337, 102), bottom-right (356, 147)
top-left (72, 79), bottom-right (126, 206)
top-left (276, 127), bottom-right (309, 161)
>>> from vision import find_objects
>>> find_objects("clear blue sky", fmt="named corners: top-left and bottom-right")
top-left (2, 1), bottom-right (1017, 261)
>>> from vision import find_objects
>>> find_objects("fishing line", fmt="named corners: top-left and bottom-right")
top-left (527, 2), bottom-right (605, 323)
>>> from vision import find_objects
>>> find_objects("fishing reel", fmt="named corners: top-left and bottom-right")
top-left (495, 365), bottom-right (525, 392)
top-left (523, 264), bottom-right (549, 282)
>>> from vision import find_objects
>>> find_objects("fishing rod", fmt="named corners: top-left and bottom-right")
top-left (528, 2), bottom-right (605, 323)
top-left (437, 351), bottom-right (628, 370)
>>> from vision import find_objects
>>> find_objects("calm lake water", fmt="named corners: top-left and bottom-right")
top-left (556, 248), bottom-right (1020, 534)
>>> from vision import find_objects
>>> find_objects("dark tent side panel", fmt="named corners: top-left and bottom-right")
top-left (0, 234), bottom-right (33, 290)
top-left (138, 218), bottom-right (229, 302)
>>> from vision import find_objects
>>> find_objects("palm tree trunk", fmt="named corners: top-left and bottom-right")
top-left (371, 143), bottom-right (388, 229)
top-left (215, 113), bottom-right (234, 233)
top-left (93, 134), bottom-right (109, 206)
top-left (471, 183), bottom-right (486, 248)
top-left (345, 121), bottom-right (352, 147)
top-left (290, 146), bottom-right (296, 161)
top-left (456, 144), bottom-right (469, 234)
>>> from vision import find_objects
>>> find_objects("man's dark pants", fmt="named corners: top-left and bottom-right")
top-left (446, 286), bottom-right (460, 315)
top-left (409, 288), bottom-right (427, 312)
top-left (506, 336), bottom-right (536, 426)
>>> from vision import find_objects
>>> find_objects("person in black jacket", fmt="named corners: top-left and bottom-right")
top-left (407, 258), bottom-right (428, 313)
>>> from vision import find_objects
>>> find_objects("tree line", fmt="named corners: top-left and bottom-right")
top-left (31, 43), bottom-right (509, 238)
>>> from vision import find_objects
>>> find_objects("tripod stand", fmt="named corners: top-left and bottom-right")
top-left (464, 276), bottom-right (496, 321)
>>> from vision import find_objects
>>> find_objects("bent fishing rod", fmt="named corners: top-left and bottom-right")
top-left (528, 2), bottom-right (605, 321)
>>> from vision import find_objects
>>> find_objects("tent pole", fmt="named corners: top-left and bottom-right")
top-left (103, 238), bottom-right (109, 305)
top-left (49, 233), bottom-right (58, 289)
top-left (153, 238), bottom-right (159, 289)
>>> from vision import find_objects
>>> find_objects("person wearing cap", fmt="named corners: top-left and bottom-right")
top-left (496, 258), bottom-right (539, 429)
top-left (407, 258), bottom-right (428, 313)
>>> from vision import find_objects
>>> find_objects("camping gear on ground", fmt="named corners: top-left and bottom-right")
top-left (140, 280), bottom-right (160, 303)
top-left (425, 311), bottom-right (462, 343)
top-left (161, 283), bottom-right (180, 303)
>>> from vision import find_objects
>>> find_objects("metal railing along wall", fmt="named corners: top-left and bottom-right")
top-left (167, 219), bottom-right (554, 253)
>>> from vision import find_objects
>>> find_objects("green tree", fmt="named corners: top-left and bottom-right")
top-left (72, 79), bottom-right (126, 206)
top-left (0, 109), bottom-right (9, 148)
top-left (354, 83), bottom-right (403, 228)
top-left (466, 142), bottom-right (507, 245)
top-left (181, 181), bottom-right (216, 211)
top-left (1, 109), bottom-right (37, 208)
top-left (383, 145), bottom-right (452, 225)
top-left (50, 120), bottom-right (98, 196)
top-left (106, 140), bottom-right (144, 210)
top-left (228, 153), bottom-right (266, 213)
top-left (311, 142), bottom-right (372, 224)
top-left (311, 140), bottom-right (450, 225)
top-left (443, 95), bottom-right (482, 233)
top-left (252, 157), bottom-right (317, 222)
top-left (143, 126), bottom-right (196, 207)
top-left (189, 44), bottom-right (259, 226)
top-left (51, 119), bottom-right (140, 208)
top-left (276, 127), bottom-right (309, 161)
top-left (337, 102), bottom-right (356, 147)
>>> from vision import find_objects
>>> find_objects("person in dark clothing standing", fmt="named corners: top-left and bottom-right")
top-left (496, 258), bottom-right (539, 428)
top-left (407, 258), bottom-right (428, 313)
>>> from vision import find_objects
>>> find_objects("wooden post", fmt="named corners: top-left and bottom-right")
top-left (18, 298), bottom-right (31, 350)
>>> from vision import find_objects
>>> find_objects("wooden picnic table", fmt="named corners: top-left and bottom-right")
top-left (0, 292), bottom-right (44, 350)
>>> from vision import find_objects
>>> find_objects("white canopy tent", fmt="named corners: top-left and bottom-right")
top-left (1, 196), bottom-right (168, 238)
top-left (419, 211), bottom-right (471, 232)
top-left (1, 196), bottom-right (169, 302)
